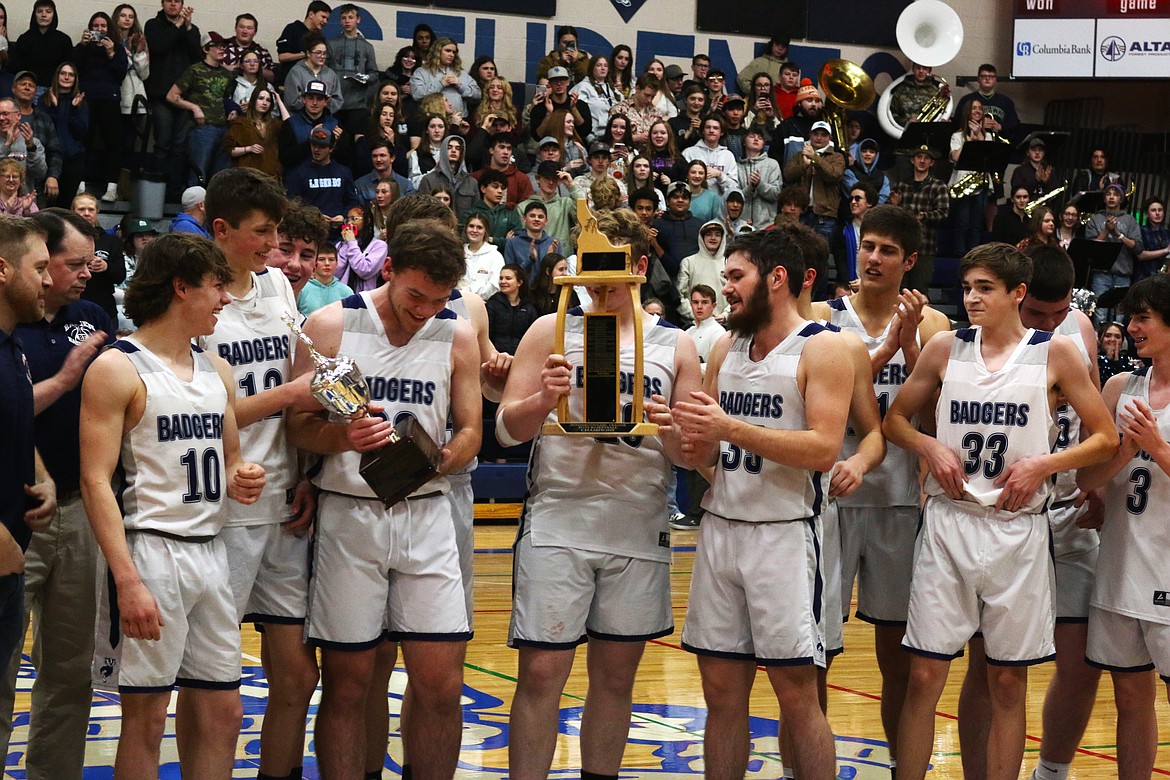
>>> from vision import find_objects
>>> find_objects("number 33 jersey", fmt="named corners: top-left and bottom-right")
top-left (928, 327), bottom-right (1056, 513)
top-left (703, 322), bottom-right (831, 524)
top-left (1094, 367), bottom-right (1170, 623)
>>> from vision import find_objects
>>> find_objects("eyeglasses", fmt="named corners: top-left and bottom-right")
top-left (707, 76), bottom-right (724, 81)
top-left (850, 195), bottom-right (865, 202)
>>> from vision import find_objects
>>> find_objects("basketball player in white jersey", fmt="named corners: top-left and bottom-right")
top-left (79, 233), bottom-right (266, 777)
top-left (883, 243), bottom-right (1116, 780)
top-left (288, 220), bottom-right (482, 780)
top-left (199, 168), bottom-right (324, 780)
top-left (811, 205), bottom-right (950, 767)
top-left (498, 208), bottom-right (702, 780)
top-left (673, 228), bottom-right (855, 780)
top-left (359, 193), bottom-right (510, 780)
top-left (1077, 274), bottom-right (1170, 780)
top-left (955, 246), bottom-right (1103, 780)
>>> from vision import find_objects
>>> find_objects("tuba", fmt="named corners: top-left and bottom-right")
top-left (819, 59), bottom-right (876, 152)
top-left (877, 0), bottom-right (964, 139)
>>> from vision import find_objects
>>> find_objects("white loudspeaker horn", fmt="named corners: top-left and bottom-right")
top-left (896, 0), bottom-right (964, 68)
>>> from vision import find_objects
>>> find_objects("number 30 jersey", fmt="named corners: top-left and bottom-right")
top-left (927, 327), bottom-right (1056, 513)
top-left (703, 322), bottom-right (830, 524)
top-left (1094, 367), bottom-right (1170, 624)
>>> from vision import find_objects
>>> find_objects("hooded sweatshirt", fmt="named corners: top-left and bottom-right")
top-left (736, 152), bottom-right (782, 228)
top-left (11, 3), bottom-right (74, 87)
top-left (418, 135), bottom-right (479, 223)
top-left (841, 140), bottom-right (891, 204)
top-left (675, 220), bottom-right (728, 323)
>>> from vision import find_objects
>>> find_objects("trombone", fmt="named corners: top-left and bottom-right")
top-left (1023, 183), bottom-right (1068, 217)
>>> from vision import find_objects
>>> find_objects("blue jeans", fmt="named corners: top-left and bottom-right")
top-left (149, 98), bottom-right (190, 198)
top-left (1091, 270), bottom-right (1130, 325)
top-left (952, 192), bottom-right (988, 258)
top-left (0, 574), bottom-right (23, 670)
top-left (186, 124), bottom-right (229, 187)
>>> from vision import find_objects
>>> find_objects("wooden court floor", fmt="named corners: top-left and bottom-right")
top-left (6, 522), bottom-right (1170, 778)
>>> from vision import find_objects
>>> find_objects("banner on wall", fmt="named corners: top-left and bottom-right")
top-left (1013, 0), bottom-right (1170, 77)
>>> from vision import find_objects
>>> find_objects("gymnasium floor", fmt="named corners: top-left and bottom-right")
top-left (6, 523), bottom-right (1170, 778)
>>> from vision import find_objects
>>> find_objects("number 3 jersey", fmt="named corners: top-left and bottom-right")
top-left (928, 327), bottom-right (1056, 513)
top-left (198, 270), bottom-right (300, 527)
top-left (523, 311), bottom-right (679, 563)
top-left (114, 338), bottom-right (228, 538)
top-left (1094, 367), bottom-right (1170, 623)
top-left (703, 322), bottom-right (831, 524)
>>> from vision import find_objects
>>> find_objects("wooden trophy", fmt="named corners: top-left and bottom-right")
top-left (542, 200), bottom-right (659, 437)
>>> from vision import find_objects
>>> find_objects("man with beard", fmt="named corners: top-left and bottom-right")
top-left (672, 228), bottom-right (853, 780)
top-left (772, 79), bottom-right (823, 166)
top-left (1071, 147), bottom-right (1125, 196)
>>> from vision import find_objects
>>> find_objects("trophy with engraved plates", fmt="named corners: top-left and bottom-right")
top-left (542, 200), bottom-right (659, 437)
top-left (281, 313), bottom-right (441, 505)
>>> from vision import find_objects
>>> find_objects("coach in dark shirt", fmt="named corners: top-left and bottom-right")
top-left (0, 209), bottom-right (110, 778)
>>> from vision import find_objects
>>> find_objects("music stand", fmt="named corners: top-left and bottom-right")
top-left (953, 140), bottom-right (1013, 174)
top-left (898, 121), bottom-right (954, 155)
top-left (1067, 237), bottom-right (1122, 288)
top-left (1070, 190), bottom-right (1105, 217)
top-left (1096, 286), bottom-right (1129, 311)
top-left (1015, 130), bottom-right (1070, 166)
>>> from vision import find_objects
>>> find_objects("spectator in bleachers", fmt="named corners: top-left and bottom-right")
top-left (626, 155), bottom-right (665, 210)
top-left (608, 44), bottom-right (633, 99)
top-left (992, 185), bottom-right (1032, 246)
top-left (675, 220), bottom-right (726, 325)
top-left (410, 37), bottom-right (480, 120)
top-left (832, 181), bottom-right (878, 291)
top-left (73, 192), bottom-right (125, 322)
top-left (774, 184), bottom-right (808, 226)
top-left (772, 79), bottom-right (824, 165)
top-left (285, 33), bottom-right (342, 115)
top-left (113, 215), bottom-right (157, 332)
top-left (1015, 206), bottom-right (1059, 253)
top-left (352, 102), bottom-right (406, 178)
top-left (574, 141), bottom-right (626, 208)
top-left (411, 23), bottom-right (434, 60)
top-left (369, 179), bottom-right (398, 238)
top-left (720, 96), bottom-right (749, 160)
top-left (1010, 137), bottom-right (1056, 201)
top-left (10, 0), bottom-right (71, 90)
top-left (111, 4), bottom-right (150, 179)
top-left (355, 140), bottom-right (412, 206)
top-left (736, 32), bottom-right (789, 95)
top-left (736, 127), bottom-right (780, 228)
top-left (784, 120), bottom-right (844, 242)
top-left (169, 185), bottom-right (209, 237)
top-left (703, 68), bottom-right (730, 113)
top-left (643, 119), bottom-right (684, 185)
top-left (571, 55), bottom-right (618, 142)
top-left (286, 124), bottom-right (359, 226)
top-left (669, 85), bottom-right (706, 151)
top-left (418, 133), bottom-right (478, 223)
top-left (39, 63), bottom-right (87, 207)
top-left (327, 4), bottom-right (379, 135)
top-left (384, 46), bottom-right (417, 110)
top-left (334, 203), bottom-right (386, 293)
top-left (0, 5), bottom-right (9, 71)
top-left (1138, 195), bottom-right (1170, 280)
top-left (473, 78), bottom-right (518, 131)
top-left (537, 25), bottom-right (590, 83)
top-left (279, 79), bottom-right (342, 172)
top-left (542, 111), bottom-right (585, 176)
top-left (683, 115), bottom-right (739, 199)
top-left (530, 252), bottom-right (577, 316)
top-left (772, 62), bottom-right (802, 120)
top-left (0, 159), bottom-right (36, 215)
top-left (504, 201), bottom-right (558, 277)
top-left (888, 145), bottom-right (948, 294)
top-left (745, 72), bottom-right (778, 136)
top-left (680, 159), bottom-right (722, 224)
top-left (222, 13), bottom-right (274, 83)
top-left (641, 60), bottom-right (678, 119)
top-left (461, 213), bottom-right (504, 298)
top-left (228, 50), bottom-right (275, 114)
top-left (953, 63), bottom-right (1019, 141)
top-left (1071, 146), bottom-right (1124, 194)
top-left (407, 113), bottom-right (448, 186)
top-left (0, 98), bottom-right (47, 189)
top-left (275, 1), bottom-right (331, 85)
top-left (663, 64), bottom-right (687, 107)
top-left (948, 98), bottom-right (994, 256)
top-left (144, 0), bottom-right (202, 203)
top-left (518, 161), bottom-right (584, 251)
top-left (466, 169), bottom-right (522, 246)
top-left (600, 113), bottom-right (634, 169)
top-left (12, 73), bottom-right (61, 205)
top-left (473, 133), bottom-right (532, 209)
top-left (1096, 320), bottom-right (1139, 385)
top-left (485, 263), bottom-right (539, 355)
top-left (1085, 182), bottom-right (1142, 320)
top-left (297, 242), bottom-right (351, 316)
top-left (167, 31), bottom-right (232, 187)
top-left (225, 87), bottom-right (287, 178)
top-left (654, 181), bottom-right (701, 277)
top-left (74, 14), bottom-right (129, 205)
top-left (842, 138), bottom-right (889, 204)
top-left (529, 66), bottom-right (590, 145)
top-left (1056, 203), bottom-right (1083, 249)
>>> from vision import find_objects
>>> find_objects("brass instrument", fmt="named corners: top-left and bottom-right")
top-left (915, 79), bottom-right (952, 123)
top-left (1023, 182), bottom-right (1068, 217)
top-left (1076, 181), bottom-right (1136, 224)
top-left (818, 59), bottom-right (875, 152)
top-left (877, 0), bottom-right (964, 138)
top-left (949, 171), bottom-right (989, 199)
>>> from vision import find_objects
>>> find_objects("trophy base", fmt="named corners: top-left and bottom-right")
top-left (358, 417), bottom-right (443, 507)
top-left (541, 421), bottom-right (660, 436)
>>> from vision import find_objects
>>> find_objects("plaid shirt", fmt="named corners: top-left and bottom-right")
top-left (222, 38), bottom-right (275, 74)
top-left (892, 174), bottom-right (949, 258)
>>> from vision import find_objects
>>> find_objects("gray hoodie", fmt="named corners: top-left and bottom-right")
top-left (736, 152), bottom-right (782, 228)
top-left (676, 219), bottom-right (728, 323)
top-left (418, 134), bottom-right (479, 223)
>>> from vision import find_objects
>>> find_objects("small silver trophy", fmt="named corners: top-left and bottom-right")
top-left (282, 312), bottom-right (441, 506)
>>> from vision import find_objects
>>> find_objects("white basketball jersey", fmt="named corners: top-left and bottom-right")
top-left (703, 322), bottom-right (831, 524)
top-left (312, 291), bottom-right (454, 499)
top-left (1051, 314), bottom-right (1093, 503)
top-left (928, 327), bottom-right (1056, 513)
top-left (444, 288), bottom-right (477, 480)
top-left (1094, 368), bottom-right (1170, 624)
top-left (524, 311), bottom-right (679, 563)
top-left (198, 270), bottom-right (299, 526)
top-left (116, 338), bottom-right (228, 538)
top-left (827, 296), bottom-right (919, 507)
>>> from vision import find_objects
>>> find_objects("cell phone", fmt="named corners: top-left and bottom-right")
top-left (91, 31), bottom-right (105, 42)
top-left (565, 42), bottom-right (576, 51)
top-left (534, 84), bottom-right (548, 101)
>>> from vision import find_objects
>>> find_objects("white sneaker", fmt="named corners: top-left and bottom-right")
top-left (76, 181), bottom-right (86, 195)
top-left (100, 183), bottom-right (118, 203)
